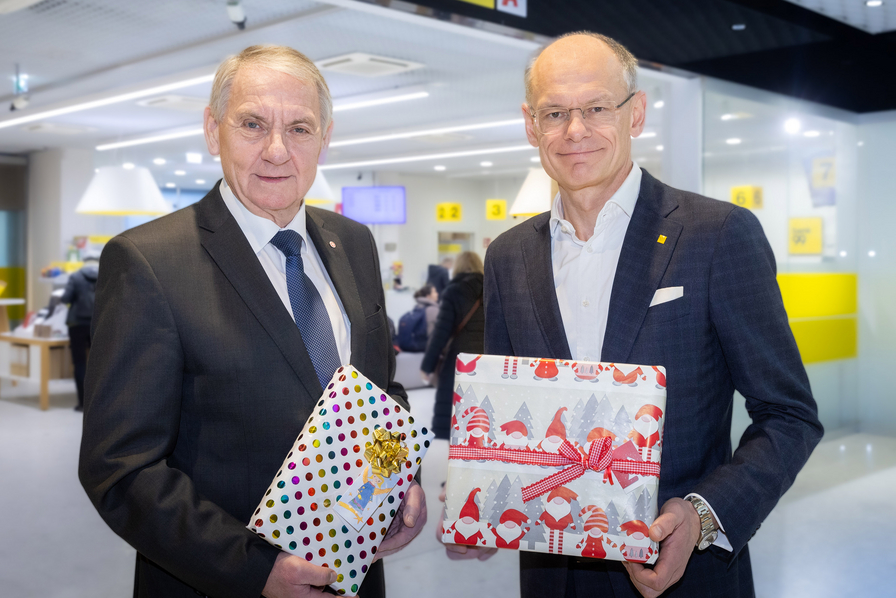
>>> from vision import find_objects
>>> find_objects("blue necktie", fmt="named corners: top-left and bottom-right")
top-left (270, 230), bottom-right (342, 390)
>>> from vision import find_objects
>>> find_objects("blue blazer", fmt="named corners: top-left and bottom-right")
top-left (483, 170), bottom-right (823, 597)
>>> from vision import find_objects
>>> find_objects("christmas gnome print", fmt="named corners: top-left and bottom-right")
top-left (443, 354), bottom-right (666, 564)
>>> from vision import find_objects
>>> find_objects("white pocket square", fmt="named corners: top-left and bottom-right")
top-left (650, 286), bottom-right (684, 307)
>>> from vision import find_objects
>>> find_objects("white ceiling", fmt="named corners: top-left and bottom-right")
top-left (783, 0), bottom-right (896, 34)
top-left (0, 0), bottom-right (670, 189)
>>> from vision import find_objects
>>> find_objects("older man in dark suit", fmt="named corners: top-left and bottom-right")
top-left (482, 32), bottom-right (823, 597)
top-left (79, 45), bottom-right (425, 598)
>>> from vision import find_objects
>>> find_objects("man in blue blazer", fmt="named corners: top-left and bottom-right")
top-left (482, 32), bottom-right (823, 597)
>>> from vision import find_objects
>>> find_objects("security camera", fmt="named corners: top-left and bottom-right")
top-left (227, 0), bottom-right (246, 30)
top-left (10, 95), bottom-right (29, 111)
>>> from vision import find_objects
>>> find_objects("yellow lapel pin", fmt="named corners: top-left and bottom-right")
top-left (657, 235), bottom-right (667, 244)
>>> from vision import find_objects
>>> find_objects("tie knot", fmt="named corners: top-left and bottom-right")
top-left (271, 229), bottom-right (304, 258)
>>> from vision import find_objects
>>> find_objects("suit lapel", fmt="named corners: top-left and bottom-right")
top-left (197, 186), bottom-right (322, 399)
top-left (305, 208), bottom-right (367, 375)
top-left (523, 214), bottom-right (573, 360)
top-left (602, 171), bottom-right (682, 363)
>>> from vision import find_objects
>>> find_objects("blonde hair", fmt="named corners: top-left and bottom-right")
top-left (524, 31), bottom-right (638, 108)
top-left (209, 45), bottom-right (333, 134)
top-left (453, 251), bottom-right (484, 276)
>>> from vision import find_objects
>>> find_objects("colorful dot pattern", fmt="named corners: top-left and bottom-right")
top-left (248, 366), bottom-right (434, 595)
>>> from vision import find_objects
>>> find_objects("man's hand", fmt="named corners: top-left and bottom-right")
top-left (621, 497), bottom-right (701, 598)
top-left (374, 480), bottom-right (427, 560)
top-left (437, 485), bottom-right (497, 561)
top-left (262, 552), bottom-right (337, 598)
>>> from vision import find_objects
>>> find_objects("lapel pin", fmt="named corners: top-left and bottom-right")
top-left (329, 241), bottom-right (337, 248)
top-left (657, 235), bottom-right (667, 244)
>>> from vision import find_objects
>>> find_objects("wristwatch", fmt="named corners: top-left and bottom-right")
top-left (685, 496), bottom-right (719, 551)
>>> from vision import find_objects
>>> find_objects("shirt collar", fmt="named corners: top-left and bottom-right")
top-left (550, 161), bottom-right (642, 239)
top-left (219, 178), bottom-right (307, 254)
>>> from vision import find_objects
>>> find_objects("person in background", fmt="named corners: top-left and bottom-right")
top-left (420, 251), bottom-right (485, 440)
top-left (414, 284), bottom-right (440, 338)
top-left (61, 253), bottom-right (98, 412)
top-left (426, 256), bottom-right (454, 295)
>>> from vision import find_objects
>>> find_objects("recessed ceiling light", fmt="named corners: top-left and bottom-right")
top-left (480, 161), bottom-right (493, 167)
top-left (656, 145), bottom-right (664, 151)
top-left (0, 74), bottom-right (214, 131)
top-left (731, 23), bottom-right (746, 31)
top-left (726, 138), bottom-right (742, 145)
top-left (721, 114), bottom-right (735, 121)
top-left (530, 156), bottom-right (541, 162)
top-left (96, 127), bottom-right (204, 151)
top-left (213, 156), bottom-right (221, 162)
top-left (784, 118), bottom-right (801, 134)
top-left (195, 179), bottom-right (206, 185)
top-left (174, 170), bottom-right (186, 175)
top-left (320, 144), bottom-right (533, 171)
top-left (866, 0), bottom-right (883, 7)
top-left (153, 158), bottom-right (166, 165)
top-left (329, 118), bottom-right (524, 148)
top-left (434, 165), bottom-right (446, 171)
top-left (858, 141), bottom-right (864, 146)
top-left (122, 162), bottom-right (135, 169)
top-left (165, 183), bottom-right (176, 188)
top-left (839, 250), bottom-right (847, 257)
top-left (653, 101), bottom-right (664, 109)
top-left (637, 132), bottom-right (657, 138)
top-left (186, 152), bottom-right (203, 164)
top-left (868, 250), bottom-right (877, 257)
top-left (333, 91), bottom-right (429, 113)
top-left (803, 130), bottom-right (820, 138)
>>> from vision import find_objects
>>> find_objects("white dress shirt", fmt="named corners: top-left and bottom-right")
top-left (550, 163), bottom-right (641, 363)
top-left (549, 163), bottom-right (731, 551)
top-left (219, 180), bottom-right (352, 366)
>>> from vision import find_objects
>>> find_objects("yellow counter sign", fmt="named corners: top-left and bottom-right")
top-left (731, 186), bottom-right (763, 209)
top-left (437, 203), bottom-right (462, 222)
top-left (789, 217), bottom-right (823, 254)
top-left (486, 199), bottom-right (507, 220)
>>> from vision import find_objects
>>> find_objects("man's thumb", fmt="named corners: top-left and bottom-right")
top-left (649, 512), bottom-right (676, 542)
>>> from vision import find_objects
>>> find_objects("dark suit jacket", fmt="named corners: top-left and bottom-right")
top-left (483, 170), bottom-right (823, 597)
top-left (426, 264), bottom-right (450, 295)
top-left (79, 184), bottom-right (405, 598)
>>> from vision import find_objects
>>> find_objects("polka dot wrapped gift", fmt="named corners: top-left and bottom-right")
top-left (248, 365), bottom-right (434, 595)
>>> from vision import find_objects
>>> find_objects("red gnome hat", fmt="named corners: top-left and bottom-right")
top-left (452, 390), bottom-right (463, 405)
top-left (499, 509), bottom-right (530, 526)
top-left (581, 507), bottom-right (609, 533)
top-left (546, 486), bottom-right (578, 503)
top-left (500, 420), bottom-right (528, 436)
top-left (586, 427), bottom-right (616, 444)
top-left (546, 407), bottom-right (568, 439)
top-left (465, 407), bottom-right (490, 433)
top-left (460, 488), bottom-right (481, 521)
top-left (635, 405), bottom-right (663, 422)
top-left (620, 520), bottom-right (650, 537)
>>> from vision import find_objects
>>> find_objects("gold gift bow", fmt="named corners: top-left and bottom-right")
top-left (364, 427), bottom-right (409, 478)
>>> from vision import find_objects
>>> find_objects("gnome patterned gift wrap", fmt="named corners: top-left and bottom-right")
top-left (248, 366), bottom-right (434, 596)
top-left (442, 353), bottom-right (666, 565)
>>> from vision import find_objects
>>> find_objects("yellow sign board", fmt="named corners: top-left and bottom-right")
top-left (789, 217), bottom-right (823, 254)
top-left (437, 202), bottom-right (462, 222)
top-left (730, 186), bottom-right (763, 209)
top-left (457, 0), bottom-right (495, 6)
top-left (811, 157), bottom-right (836, 189)
top-left (486, 199), bottom-right (507, 220)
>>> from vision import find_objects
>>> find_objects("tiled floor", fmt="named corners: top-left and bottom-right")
top-left (1, 378), bottom-right (894, 598)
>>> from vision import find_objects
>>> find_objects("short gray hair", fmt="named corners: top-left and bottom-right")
top-left (209, 45), bottom-right (333, 135)
top-left (524, 31), bottom-right (638, 108)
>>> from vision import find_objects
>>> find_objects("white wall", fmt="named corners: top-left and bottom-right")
top-left (856, 113), bottom-right (896, 436)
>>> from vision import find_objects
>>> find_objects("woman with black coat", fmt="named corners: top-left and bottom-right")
top-left (420, 251), bottom-right (485, 439)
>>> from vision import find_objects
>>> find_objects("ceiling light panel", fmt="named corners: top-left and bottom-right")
top-left (317, 52), bottom-right (424, 77)
top-left (783, 0), bottom-right (896, 34)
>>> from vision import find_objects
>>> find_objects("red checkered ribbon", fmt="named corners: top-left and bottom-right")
top-left (448, 438), bottom-right (660, 502)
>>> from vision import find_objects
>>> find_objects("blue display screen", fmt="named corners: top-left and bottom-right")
top-left (341, 186), bottom-right (407, 224)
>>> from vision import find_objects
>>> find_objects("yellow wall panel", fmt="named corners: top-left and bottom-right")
top-left (777, 273), bottom-right (857, 319)
top-left (0, 267), bottom-right (26, 319)
top-left (789, 317), bottom-right (857, 364)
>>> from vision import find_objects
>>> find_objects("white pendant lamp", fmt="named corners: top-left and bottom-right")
top-left (509, 167), bottom-right (554, 217)
top-left (304, 169), bottom-right (335, 205)
top-left (76, 166), bottom-right (172, 215)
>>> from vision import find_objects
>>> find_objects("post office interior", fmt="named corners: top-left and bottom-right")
top-left (0, 1), bottom-right (894, 596)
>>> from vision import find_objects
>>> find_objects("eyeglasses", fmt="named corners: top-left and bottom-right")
top-left (530, 92), bottom-right (637, 134)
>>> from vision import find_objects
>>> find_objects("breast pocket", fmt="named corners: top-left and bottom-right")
top-left (642, 295), bottom-right (690, 327)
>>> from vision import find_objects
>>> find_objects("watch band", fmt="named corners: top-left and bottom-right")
top-left (685, 496), bottom-right (719, 551)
